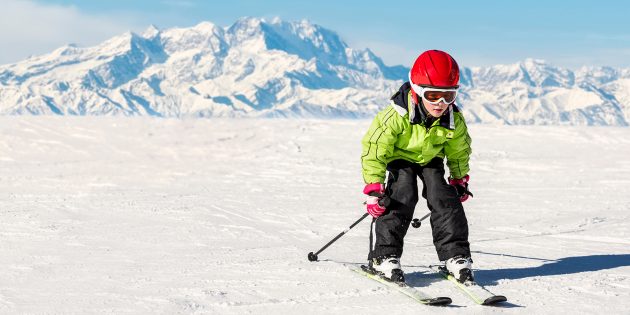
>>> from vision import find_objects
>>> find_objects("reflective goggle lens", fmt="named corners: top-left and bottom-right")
top-left (423, 90), bottom-right (457, 104)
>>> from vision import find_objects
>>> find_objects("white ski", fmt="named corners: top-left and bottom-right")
top-left (429, 265), bottom-right (507, 305)
top-left (349, 264), bottom-right (452, 306)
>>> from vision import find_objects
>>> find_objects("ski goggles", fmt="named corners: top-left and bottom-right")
top-left (409, 74), bottom-right (458, 105)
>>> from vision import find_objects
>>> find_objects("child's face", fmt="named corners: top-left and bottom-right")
top-left (421, 98), bottom-right (449, 117)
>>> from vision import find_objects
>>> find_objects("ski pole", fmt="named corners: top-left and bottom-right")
top-left (308, 212), bottom-right (370, 262)
top-left (307, 196), bottom-right (393, 262)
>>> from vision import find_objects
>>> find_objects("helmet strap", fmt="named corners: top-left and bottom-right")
top-left (410, 89), bottom-right (420, 105)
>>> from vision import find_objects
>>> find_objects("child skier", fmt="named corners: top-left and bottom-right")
top-left (361, 50), bottom-right (474, 284)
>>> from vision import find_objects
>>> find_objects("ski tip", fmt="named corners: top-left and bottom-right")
top-left (423, 297), bottom-right (452, 306)
top-left (482, 295), bottom-right (507, 305)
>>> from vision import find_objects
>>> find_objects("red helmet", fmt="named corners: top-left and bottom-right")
top-left (409, 50), bottom-right (459, 88)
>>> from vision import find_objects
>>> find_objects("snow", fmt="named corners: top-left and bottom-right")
top-left (544, 88), bottom-right (602, 111)
top-left (0, 117), bottom-right (629, 314)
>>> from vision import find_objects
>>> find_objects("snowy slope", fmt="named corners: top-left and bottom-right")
top-left (0, 117), bottom-right (629, 314)
top-left (0, 17), bottom-right (630, 125)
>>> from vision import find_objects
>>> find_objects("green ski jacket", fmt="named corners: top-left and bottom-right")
top-left (361, 83), bottom-right (472, 184)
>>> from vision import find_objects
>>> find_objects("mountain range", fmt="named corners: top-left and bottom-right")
top-left (1, 17), bottom-right (629, 125)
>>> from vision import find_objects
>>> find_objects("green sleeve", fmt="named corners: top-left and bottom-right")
top-left (444, 113), bottom-right (472, 179)
top-left (361, 106), bottom-right (403, 184)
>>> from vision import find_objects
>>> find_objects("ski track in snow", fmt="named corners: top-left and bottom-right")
top-left (0, 117), bottom-right (629, 314)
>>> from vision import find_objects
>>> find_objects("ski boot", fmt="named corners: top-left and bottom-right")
top-left (445, 255), bottom-right (475, 284)
top-left (368, 255), bottom-right (405, 283)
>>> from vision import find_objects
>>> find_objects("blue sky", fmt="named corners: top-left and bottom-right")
top-left (1, 0), bottom-right (629, 69)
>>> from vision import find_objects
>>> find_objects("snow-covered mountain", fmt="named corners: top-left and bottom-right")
top-left (461, 60), bottom-right (630, 126)
top-left (0, 17), bottom-right (629, 125)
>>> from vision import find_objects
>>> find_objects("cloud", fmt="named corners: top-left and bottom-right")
top-left (0, 0), bottom-right (145, 65)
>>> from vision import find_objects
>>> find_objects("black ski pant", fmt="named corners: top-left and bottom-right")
top-left (368, 158), bottom-right (471, 262)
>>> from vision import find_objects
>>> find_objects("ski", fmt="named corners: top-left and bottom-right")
top-left (428, 265), bottom-right (507, 305)
top-left (349, 264), bottom-right (452, 306)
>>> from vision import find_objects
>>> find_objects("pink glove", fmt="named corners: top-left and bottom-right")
top-left (363, 183), bottom-right (386, 218)
top-left (449, 175), bottom-right (473, 202)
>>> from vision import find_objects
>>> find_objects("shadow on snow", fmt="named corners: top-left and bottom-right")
top-left (476, 254), bottom-right (630, 286)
